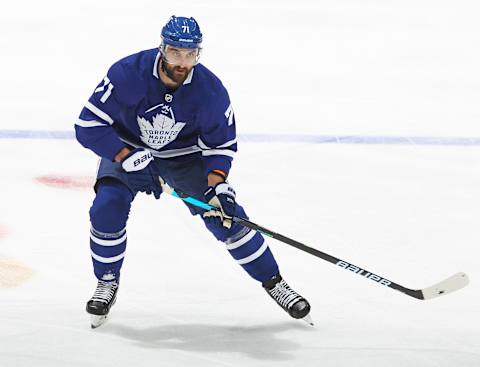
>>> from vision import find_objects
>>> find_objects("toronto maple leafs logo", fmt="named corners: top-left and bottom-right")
top-left (137, 107), bottom-right (186, 149)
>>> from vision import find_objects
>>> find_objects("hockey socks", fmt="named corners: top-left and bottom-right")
top-left (223, 226), bottom-right (279, 282)
top-left (89, 180), bottom-right (132, 281)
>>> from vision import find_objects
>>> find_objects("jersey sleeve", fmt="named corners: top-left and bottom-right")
top-left (198, 86), bottom-right (237, 177)
top-left (74, 62), bottom-right (143, 160)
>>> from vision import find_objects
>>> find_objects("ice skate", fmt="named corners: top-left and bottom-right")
top-left (263, 274), bottom-right (313, 326)
top-left (86, 280), bottom-right (119, 328)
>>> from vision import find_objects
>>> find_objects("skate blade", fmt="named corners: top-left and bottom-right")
top-left (301, 313), bottom-right (314, 326)
top-left (90, 314), bottom-right (108, 329)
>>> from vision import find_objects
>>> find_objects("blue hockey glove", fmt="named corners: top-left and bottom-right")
top-left (121, 148), bottom-right (162, 199)
top-left (203, 182), bottom-right (236, 229)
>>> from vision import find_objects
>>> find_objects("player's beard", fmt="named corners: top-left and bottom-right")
top-left (161, 61), bottom-right (192, 86)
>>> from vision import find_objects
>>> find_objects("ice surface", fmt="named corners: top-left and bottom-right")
top-left (0, 1), bottom-right (479, 366)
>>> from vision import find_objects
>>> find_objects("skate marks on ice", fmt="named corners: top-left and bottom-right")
top-left (34, 175), bottom-right (94, 190)
top-left (0, 257), bottom-right (33, 289)
top-left (95, 322), bottom-right (312, 361)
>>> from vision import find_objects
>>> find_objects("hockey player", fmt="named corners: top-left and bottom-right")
top-left (75, 15), bottom-right (311, 328)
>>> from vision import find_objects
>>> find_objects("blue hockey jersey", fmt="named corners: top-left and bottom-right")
top-left (75, 48), bottom-right (237, 175)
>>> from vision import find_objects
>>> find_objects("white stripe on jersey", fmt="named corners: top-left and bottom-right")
top-left (145, 103), bottom-right (164, 114)
top-left (152, 52), bottom-right (161, 79)
top-left (120, 138), bottom-right (202, 158)
top-left (183, 69), bottom-right (194, 85)
top-left (197, 137), bottom-right (209, 149)
top-left (120, 136), bottom-right (234, 159)
top-left (76, 119), bottom-right (109, 128)
top-left (85, 101), bottom-right (114, 125)
top-left (197, 137), bottom-right (237, 150)
top-left (152, 145), bottom-right (202, 158)
top-left (217, 138), bottom-right (237, 148)
top-left (202, 149), bottom-right (236, 158)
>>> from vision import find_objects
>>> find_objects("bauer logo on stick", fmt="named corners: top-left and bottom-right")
top-left (336, 261), bottom-right (392, 286)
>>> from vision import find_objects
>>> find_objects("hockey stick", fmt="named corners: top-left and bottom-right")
top-left (161, 182), bottom-right (469, 300)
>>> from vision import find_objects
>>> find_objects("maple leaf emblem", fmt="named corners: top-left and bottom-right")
top-left (137, 113), bottom-right (186, 150)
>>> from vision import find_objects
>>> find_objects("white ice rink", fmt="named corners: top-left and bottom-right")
top-left (1, 1), bottom-right (479, 366)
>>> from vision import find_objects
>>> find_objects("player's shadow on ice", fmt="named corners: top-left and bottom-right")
top-left (101, 322), bottom-right (310, 360)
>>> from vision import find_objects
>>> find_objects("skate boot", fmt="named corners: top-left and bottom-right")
top-left (86, 279), bottom-right (119, 328)
top-left (263, 274), bottom-right (313, 325)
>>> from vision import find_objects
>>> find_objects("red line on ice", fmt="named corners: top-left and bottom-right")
top-left (34, 175), bottom-right (95, 190)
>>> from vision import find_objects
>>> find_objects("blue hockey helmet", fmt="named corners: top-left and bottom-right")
top-left (161, 16), bottom-right (203, 49)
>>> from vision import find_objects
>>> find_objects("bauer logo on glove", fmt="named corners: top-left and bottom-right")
top-left (121, 148), bottom-right (153, 172)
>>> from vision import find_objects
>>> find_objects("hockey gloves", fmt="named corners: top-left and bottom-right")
top-left (121, 148), bottom-right (162, 199)
top-left (203, 182), bottom-right (236, 229)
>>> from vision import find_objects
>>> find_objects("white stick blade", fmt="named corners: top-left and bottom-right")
top-left (421, 272), bottom-right (469, 300)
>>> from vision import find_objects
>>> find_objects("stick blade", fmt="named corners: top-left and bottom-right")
top-left (421, 272), bottom-right (469, 300)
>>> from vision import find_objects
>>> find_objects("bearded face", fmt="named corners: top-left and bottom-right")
top-left (160, 45), bottom-right (200, 86)
top-left (161, 60), bottom-right (192, 85)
